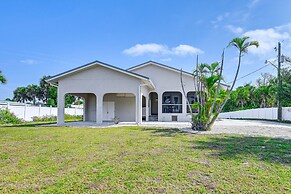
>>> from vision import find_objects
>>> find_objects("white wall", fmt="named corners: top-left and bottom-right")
top-left (0, 103), bottom-right (83, 121)
top-left (219, 107), bottom-right (291, 121)
top-left (103, 93), bottom-right (136, 122)
top-left (84, 93), bottom-right (96, 122)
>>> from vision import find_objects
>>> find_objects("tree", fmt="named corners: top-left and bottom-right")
top-left (39, 75), bottom-right (76, 107)
top-left (26, 84), bottom-right (41, 105)
top-left (39, 75), bottom-right (52, 104)
top-left (13, 87), bottom-right (28, 103)
top-left (11, 75), bottom-right (78, 107)
top-left (253, 85), bottom-right (270, 108)
top-left (256, 73), bottom-right (274, 87)
top-left (0, 70), bottom-right (7, 84)
top-left (65, 95), bottom-right (76, 107)
top-left (236, 86), bottom-right (250, 108)
top-left (182, 36), bottom-right (259, 131)
top-left (223, 66), bottom-right (290, 112)
top-left (224, 37), bottom-right (259, 98)
top-left (47, 86), bottom-right (57, 106)
top-left (280, 67), bottom-right (291, 106)
top-left (181, 54), bottom-right (226, 130)
top-left (223, 90), bottom-right (238, 112)
top-left (208, 37), bottom-right (259, 128)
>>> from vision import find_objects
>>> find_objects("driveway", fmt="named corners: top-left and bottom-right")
top-left (200, 119), bottom-right (291, 139)
top-left (48, 119), bottom-right (291, 139)
top-left (142, 119), bottom-right (291, 139)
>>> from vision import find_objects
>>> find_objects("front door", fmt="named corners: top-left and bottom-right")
top-left (103, 102), bottom-right (115, 121)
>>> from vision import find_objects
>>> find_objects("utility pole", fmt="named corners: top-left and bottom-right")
top-left (277, 42), bottom-right (282, 121)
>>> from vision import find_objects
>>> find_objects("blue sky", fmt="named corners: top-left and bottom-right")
top-left (1, 0), bottom-right (291, 99)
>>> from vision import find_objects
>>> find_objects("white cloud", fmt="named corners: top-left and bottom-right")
top-left (243, 23), bottom-right (291, 56)
top-left (172, 45), bottom-right (203, 56)
top-left (20, 59), bottom-right (37, 65)
top-left (123, 43), bottom-right (203, 57)
top-left (123, 43), bottom-right (168, 56)
top-left (225, 25), bottom-right (244, 34)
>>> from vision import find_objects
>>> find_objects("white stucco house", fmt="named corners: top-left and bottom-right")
top-left (47, 60), bottom-right (200, 125)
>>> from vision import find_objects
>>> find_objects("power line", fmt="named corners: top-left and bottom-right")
top-left (226, 64), bottom-right (271, 84)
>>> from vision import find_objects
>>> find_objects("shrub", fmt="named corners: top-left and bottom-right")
top-left (0, 109), bottom-right (23, 124)
top-left (64, 114), bottom-right (83, 121)
top-left (31, 114), bottom-right (82, 122)
top-left (47, 98), bottom-right (56, 107)
top-left (32, 115), bottom-right (57, 122)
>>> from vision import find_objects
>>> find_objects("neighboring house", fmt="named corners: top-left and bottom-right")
top-left (47, 60), bottom-right (199, 125)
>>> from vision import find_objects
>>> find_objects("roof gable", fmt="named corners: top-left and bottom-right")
top-left (127, 60), bottom-right (194, 77)
top-left (47, 60), bottom-right (150, 84)
top-left (128, 60), bottom-right (229, 88)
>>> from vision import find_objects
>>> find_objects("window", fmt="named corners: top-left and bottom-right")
top-left (187, 92), bottom-right (198, 113)
top-left (162, 92), bottom-right (182, 113)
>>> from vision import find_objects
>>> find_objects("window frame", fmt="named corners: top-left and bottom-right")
top-left (187, 91), bottom-right (198, 113)
top-left (162, 92), bottom-right (183, 113)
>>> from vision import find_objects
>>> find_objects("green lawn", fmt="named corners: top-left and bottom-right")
top-left (0, 126), bottom-right (290, 193)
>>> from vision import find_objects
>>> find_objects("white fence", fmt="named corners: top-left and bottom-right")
top-left (219, 107), bottom-right (291, 121)
top-left (0, 102), bottom-right (83, 121)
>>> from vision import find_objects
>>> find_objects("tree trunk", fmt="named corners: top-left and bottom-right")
top-left (209, 51), bottom-right (242, 126)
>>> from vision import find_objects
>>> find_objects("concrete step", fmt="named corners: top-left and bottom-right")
top-left (149, 115), bottom-right (158, 121)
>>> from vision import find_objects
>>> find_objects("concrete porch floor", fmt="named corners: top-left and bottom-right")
top-left (44, 121), bottom-right (192, 129)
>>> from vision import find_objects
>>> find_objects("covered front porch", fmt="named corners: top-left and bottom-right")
top-left (46, 60), bottom-right (155, 126)
top-left (57, 92), bottom-right (141, 125)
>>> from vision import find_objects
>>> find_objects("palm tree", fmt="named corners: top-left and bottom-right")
top-left (208, 37), bottom-right (259, 127)
top-left (228, 36), bottom-right (259, 91)
top-left (0, 70), bottom-right (7, 84)
top-left (219, 37), bottom-right (258, 111)
top-left (39, 75), bottom-right (52, 103)
top-left (205, 62), bottom-right (221, 76)
top-left (182, 37), bottom-right (259, 131)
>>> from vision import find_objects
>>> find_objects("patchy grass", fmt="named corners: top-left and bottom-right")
top-left (0, 120), bottom-right (80, 128)
top-left (0, 126), bottom-right (290, 193)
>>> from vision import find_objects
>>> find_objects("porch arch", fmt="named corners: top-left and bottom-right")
top-left (68, 93), bottom-right (96, 122)
top-left (57, 92), bottom-right (97, 125)
top-left (149, 92), bottom-right (158, 121)
top-left (103, 93), bottom-right (136, 122)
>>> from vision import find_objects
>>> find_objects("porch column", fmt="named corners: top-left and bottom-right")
top-left (145, 96), bottom-right (149, 121)
top-left (158, 92), bottom-right (162, 122)
top-left (96, 94), bottom-right (103, 124)
top-left (136, 90), bottom-right (142, 125)
top-left (57, 91), bottom-right (65, 125)
top-left (82, 95), bottom-right (88, 121)
top-left (183, 92), bottom-right (188, 114)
